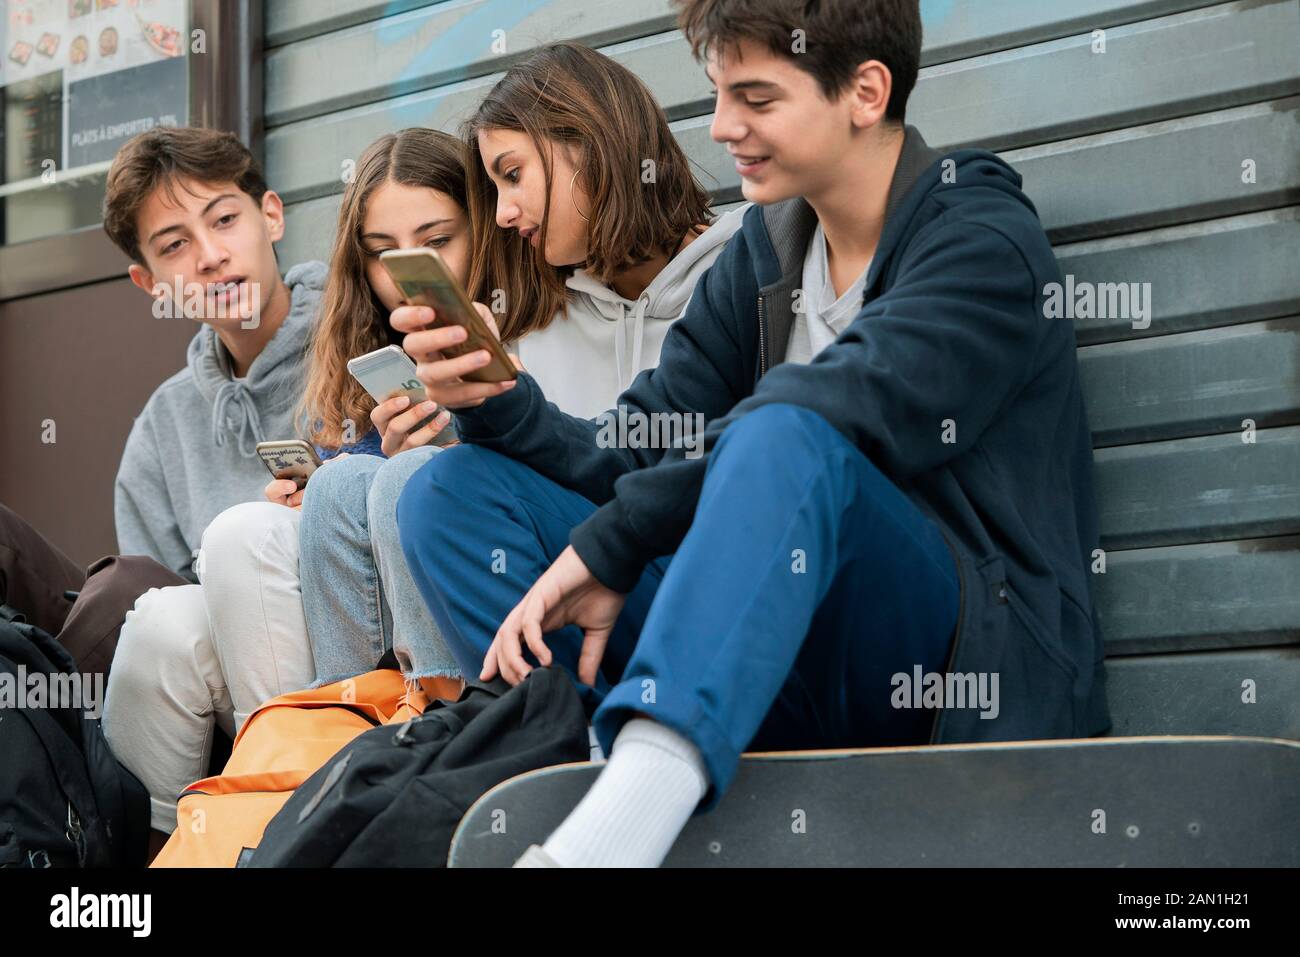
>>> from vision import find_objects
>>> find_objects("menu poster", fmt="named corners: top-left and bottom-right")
top-left (4, 0), bottom-right (187, 88)
top-left (3, 0), bottom-right (187, 184)
top-left (67, 51), bottom-right (182, 166)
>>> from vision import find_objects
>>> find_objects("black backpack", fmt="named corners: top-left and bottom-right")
top-left (246, 666), bottom-right (589, 867)
top-left (0, 604), bottom-right (149, 868)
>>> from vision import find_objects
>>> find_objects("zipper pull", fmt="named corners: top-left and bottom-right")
top-left (392, 715), bottom-right (420, 745)
top-left (66, 803), bottom-right (86, 866)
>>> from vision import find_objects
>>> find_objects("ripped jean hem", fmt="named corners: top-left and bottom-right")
top-left (308, 664), bottom-right (463, 688)
top-left (402, 665), bottom-right (464, 681)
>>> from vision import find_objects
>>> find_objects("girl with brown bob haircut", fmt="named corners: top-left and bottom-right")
top-left (451, 41), bottom-right (751, 418)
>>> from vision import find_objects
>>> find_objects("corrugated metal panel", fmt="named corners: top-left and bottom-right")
top-left (912, 0), bottom-right (1300, 151)
top-left (265, 0), bottom-right (1228, 59)
top-left (264, 0), bottom-right (677, 125)
top-left (1095, 426), bottom-right (1300, 549)
top-left (1011, 98), bottom-right (1300, 243)
top-left (918, 0), bottom-right (1225, 64)
top-left (1105, 648), bottom-right (1300, 737)
top-left (265, 5), bottom-right (1300, 207)
top-left (267, 0), bottom-right (448, 48)
top-left (1080, 316), bottom-right (1300, 446)
top-left (1057, 207), bottom-right (1300, 345)
top-left (1096, 536), bottom-right (1300, 654)
top-left (264, 0), bottom-right (1300, 669)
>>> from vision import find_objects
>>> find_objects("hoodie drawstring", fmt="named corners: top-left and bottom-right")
top-left (211, 380), bottom-right (266, 457)
top-left (614, 302), bottom-right (627, 393)
top-left (630, 295), bottom-right (647, 390)
top-left (613, 295), bottom-right (650, 392)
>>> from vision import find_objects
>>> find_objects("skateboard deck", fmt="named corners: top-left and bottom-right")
top-left (448, 735), bottom-right (1300, 867)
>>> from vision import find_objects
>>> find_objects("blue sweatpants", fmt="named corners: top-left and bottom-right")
top-left (398, 404), bottom-right (959, 808)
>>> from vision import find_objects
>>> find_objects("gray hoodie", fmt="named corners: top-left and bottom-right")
top-left (514, 204), bottom-right (750, 419)
top-left (114, 261), bottom-right (328, 580)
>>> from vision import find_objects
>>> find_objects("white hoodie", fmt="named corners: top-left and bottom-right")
top-left (512, 204), bottom-right (750, 418)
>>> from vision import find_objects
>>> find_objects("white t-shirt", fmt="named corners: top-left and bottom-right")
top-left (785, 222), bottom-right (871, 365)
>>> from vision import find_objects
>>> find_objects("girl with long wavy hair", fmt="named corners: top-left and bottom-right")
top-left (317, 43), bottom-right (751, 687)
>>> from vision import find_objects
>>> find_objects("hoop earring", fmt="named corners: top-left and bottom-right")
top-left (569, 167), bottom-right (590, 223)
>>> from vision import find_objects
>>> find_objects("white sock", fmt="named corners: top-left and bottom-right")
top-left (540, 718), bottom-right (709, 868)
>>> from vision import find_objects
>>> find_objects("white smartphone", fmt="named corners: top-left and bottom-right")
top-left (347, 344), bottom-right (425, 407)
top-left (255, 440), bottom-right (323, 490)
top-left (346, 344), bottom-right (448, 441)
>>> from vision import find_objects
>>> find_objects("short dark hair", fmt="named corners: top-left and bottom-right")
top-left (674, 0), bottom-right (922, 123)
top-left (103, 126), bottom-right (269, 264)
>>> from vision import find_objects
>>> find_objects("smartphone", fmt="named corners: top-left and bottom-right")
top-left (378, 247), bottom-right (517, 383)
top-left (347, 344), bottom-right (425, 408)
top-left (255, 440), bottom-right (322, 490)
top-left (346, 344), bottom-right (448, 441)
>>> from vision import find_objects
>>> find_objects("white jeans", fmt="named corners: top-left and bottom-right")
top-left (102, 502), bottom-right (314, 833)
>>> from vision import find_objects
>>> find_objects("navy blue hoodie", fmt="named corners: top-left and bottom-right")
top-left (455, 126), bottom-right (1111, 745)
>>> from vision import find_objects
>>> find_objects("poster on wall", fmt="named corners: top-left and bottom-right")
top-left (67, 51), bottom-right (184, 166)
top-left (2, 0), bottom-right (188, 184)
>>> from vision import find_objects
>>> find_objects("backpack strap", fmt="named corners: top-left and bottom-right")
top-left (15, 704), bottom-right (102, 866)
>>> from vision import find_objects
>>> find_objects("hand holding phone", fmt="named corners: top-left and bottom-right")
top-left (392, 303), bottom-right (523, 410)
top-left (371, 394), bottom-right (453, 455)
top-left (264, 477), bottom-right (305, 510)
top-left (347, 344), bottom-right (455, 454)
top-left (256, 440), bottom-right (322, 510)
top-left (381, 247), bottom-right (522, 410)
top-left (379, 248), bottom-right (517, 383)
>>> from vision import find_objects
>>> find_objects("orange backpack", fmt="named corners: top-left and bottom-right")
top-left (152, 670), bottom-right (461, 867)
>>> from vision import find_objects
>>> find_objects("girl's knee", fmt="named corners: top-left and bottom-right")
top-left (301, 453), bottom-right (383, 518)
top-left (368, 446), bottom-right (440, 516)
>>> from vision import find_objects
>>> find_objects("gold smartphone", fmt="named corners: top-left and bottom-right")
top-left (255, 440), bottom-right (322, 490)
top-left (379, 248), bottom-right (517, 383)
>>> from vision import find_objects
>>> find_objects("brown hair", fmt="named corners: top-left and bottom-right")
top-left (674, 0), bottom-right (922, 123)
top-left (302, 128), bottom-right (470, 449)
top-left (102, 126), bottom-right (269, 264)
top-left (460, 41), bottom-right (714, 342)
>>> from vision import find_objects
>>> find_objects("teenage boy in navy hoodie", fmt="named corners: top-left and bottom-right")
top-left (393, 0), bottom-right (1110, 867)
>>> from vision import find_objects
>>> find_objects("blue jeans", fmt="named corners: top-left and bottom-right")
top-left (299, 446), bottom-right (460, 683)
top-left (397, 404), bottom-right (959, 807)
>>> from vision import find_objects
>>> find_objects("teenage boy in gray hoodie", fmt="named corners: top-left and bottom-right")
top-left (103, 126), bottom-right (327, 581)
top-left (0, 127), bottom-right (324, 681)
